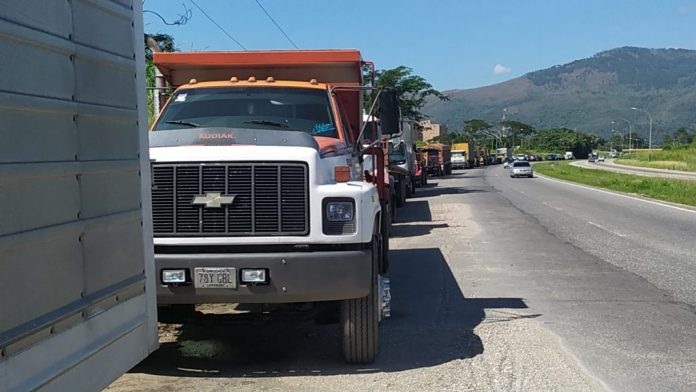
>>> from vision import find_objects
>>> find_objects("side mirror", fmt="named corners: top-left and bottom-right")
top-left (378, 90), bottom-right (401, 136)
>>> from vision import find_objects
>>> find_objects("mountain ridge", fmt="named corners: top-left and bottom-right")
top-left (424, 47), bottom-right (696, 139)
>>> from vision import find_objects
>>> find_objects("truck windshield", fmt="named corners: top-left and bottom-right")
top-left (388, 143), bottom-right (406, 162)
top-left (154, 87), bottom-right (338, 138)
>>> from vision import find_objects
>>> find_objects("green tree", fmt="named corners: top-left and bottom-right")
top-left (498, 120), bottom-right (534, 152)
top-left (366, 66), bottom-right (448, 121)
top-left (672, 128), bottom-right (692, 145)
top-left (457, 119), bottom-right (491, 148)
top-left (145, 33), bottom-right (175, 61)
top-left (528, 128), bottom-right (599, 157)
top-left (144, 33), bottom-right (176, 124)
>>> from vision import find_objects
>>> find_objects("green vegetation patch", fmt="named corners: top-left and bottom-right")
top-left (534, 161), bottom-right (696, 207)
top-left (616, 146), bottom-right (696, 172)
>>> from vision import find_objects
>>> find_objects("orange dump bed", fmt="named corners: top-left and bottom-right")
top-left (154, 49), bottom-right (363, 87)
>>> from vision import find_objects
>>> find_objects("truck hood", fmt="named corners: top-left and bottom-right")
top-left (149, 144), bottom-right (320, 164)
top-left (149, 128), bottom-right (350, 158)
top-left (149, 127), bottom-right (319, 149)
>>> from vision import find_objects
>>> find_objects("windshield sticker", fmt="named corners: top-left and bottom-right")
top-left (175, 93), bottom-right (187, 102)
top-left (312, 123), bottom-right (336, 134)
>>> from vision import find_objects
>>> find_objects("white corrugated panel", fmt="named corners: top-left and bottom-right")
top-left (0, 1), bottom-right (157, 391)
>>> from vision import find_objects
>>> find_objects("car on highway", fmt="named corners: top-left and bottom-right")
top-left (510, 160), bottom-right (533, 178)
top-left (503, 157), bottom-right (515, 168)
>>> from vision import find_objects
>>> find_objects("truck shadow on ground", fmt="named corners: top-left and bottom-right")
top-left (391, 200), bottom-right (447, 237)
top-left (129, 248), bottom-right (527, 378)
top-left (393, 200), bottom-right (432, 223)
top-left (409, 184), bottom-right (488, 199)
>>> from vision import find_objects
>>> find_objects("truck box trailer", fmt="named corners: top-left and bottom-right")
top-left (451, 142), bottom-right (473, 169)
top-left (419, 143), bottom-right (452, 176)
top-left (149, 49), bottom-right (397, 363)
top-left (0, 1), bottom-right (158, 391)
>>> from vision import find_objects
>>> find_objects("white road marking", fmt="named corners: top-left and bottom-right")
top-left (535, 173), bottom-right (696, 215)
top-left (542, 201), bottom-right (563, 211)
top-left (588, 221), bottom-right (627, 237)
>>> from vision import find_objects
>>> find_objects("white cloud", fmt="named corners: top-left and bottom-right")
top-left (493, 64), bottom-right (511, 75)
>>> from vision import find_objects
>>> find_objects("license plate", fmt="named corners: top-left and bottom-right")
top-left (194, 267), bottom-right (236, 289)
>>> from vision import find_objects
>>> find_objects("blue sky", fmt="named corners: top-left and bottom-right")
top-left (143, 0), bottom-right (696, 90)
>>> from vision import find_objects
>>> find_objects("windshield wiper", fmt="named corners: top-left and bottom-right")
top-left (165, 120), bottom-right (200, 127)
top-left (243, 120), bottom-right (289, 128)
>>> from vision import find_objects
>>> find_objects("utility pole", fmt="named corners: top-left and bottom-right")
top-left (631, 107), bottom-right (653, 158)
top-left (502, 108), bottom-right (509, 157)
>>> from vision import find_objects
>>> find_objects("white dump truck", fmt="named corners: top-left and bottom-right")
top-left (148, 50), bottom-right (398, 363)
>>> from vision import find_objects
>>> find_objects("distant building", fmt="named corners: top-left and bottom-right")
top-left (419, 120), bottom-right (448, 142)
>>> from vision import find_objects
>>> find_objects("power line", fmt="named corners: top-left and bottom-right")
top-left (254, 0), bottom-right (299, 49)
top-left (189, 0), bottom-right (247, 50)
top-left (143, 4), bottom-right (192, 26)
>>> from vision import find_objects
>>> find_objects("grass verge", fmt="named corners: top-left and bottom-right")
top-left (534, 161), bottom-right (696, 207)
top-left (615, 147), bottom-right (696, 172)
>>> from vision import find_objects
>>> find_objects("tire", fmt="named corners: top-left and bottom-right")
top-left (388, 199), bottom-right (395, 237)
top-left (379, 210), bottom-right (390, 274)
top-left (341, 235), bottom-right (379, 364)
top-left (396, 178), bottom-right (406, 207)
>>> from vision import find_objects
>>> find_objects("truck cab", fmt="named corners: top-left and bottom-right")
top-left (149, 50), bottom-right (397, 363)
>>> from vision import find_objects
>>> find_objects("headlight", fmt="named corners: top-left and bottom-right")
top-left (326, 201), bottom-right (354, 222)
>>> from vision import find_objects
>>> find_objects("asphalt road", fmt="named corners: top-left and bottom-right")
top-left (572, 159), bottom-right (696, 181)
top-left (108, 167), bottom-right (696, 391)
top-left (485, 165), bottom-right (696, 390)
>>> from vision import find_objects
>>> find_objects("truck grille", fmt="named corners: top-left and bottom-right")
top-left (151, 162), bottom-right (309, 236)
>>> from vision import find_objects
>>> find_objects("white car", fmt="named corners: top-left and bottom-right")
top-left (510, 161), bottom-right (533, 178)
top-left (597, 155), bottom-right (605, 162)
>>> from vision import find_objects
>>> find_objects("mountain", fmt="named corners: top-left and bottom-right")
top-left (423, 47), bottom-right (696, 140)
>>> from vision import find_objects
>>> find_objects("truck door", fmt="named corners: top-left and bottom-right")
top-left (0, 1), bottom-right (157, 391)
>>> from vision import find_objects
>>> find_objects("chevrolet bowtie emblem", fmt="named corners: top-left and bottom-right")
top-left (191, 192), bottom-right (236, 208)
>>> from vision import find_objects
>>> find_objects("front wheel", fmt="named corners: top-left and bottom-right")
top-left (396, 178), bottom-right (406, 207)
top-left (380, 211), bottom-right (390, 274)
top-left (341, 236), bottom-right (379, 364)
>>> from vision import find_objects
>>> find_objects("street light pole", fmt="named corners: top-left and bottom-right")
top-left (610, 128), bottom-right (623, 152)
top-left (620, 118), bottom-right (632, 153)
top-left (611, 119), bottom-right (631, 153)
top-left (502, 108), bottom-right (509, 157)
top-left (631, 107), bottom-right (653, 153)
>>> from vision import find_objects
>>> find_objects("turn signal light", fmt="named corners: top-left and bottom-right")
top-left (334, 166), bottom-right (351, 182)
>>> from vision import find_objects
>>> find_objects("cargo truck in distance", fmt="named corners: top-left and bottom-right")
top-left (388, 120), bottom-right (419, 206)
top-left (150, 50), bottom-right (397, 363)
top-left (451, 142), bottom-right (473, 169)
top-left (419, 143), bottom-right (452, 176)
